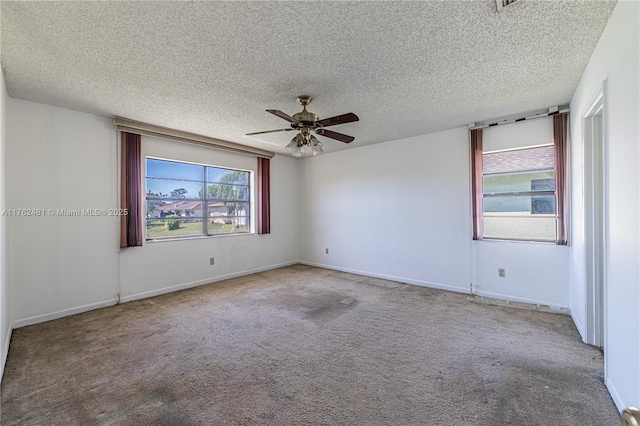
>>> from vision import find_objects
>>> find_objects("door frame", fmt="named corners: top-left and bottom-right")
top-left (582, 81), bottom-right (608, 360)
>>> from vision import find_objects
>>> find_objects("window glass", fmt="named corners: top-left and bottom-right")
top-left (146, 218), bottom-right (204, 239)
top-left (204, 184), bottom-right (250, 201)
top-left (482, 145), bottom-right (557, 241)
top-left (483, 170), bottom-right (555, 195)
top-left (483, 195), bottom-right (556, 214)
top-left (146, 158), bottom-right (203, 181)
top-left (146, 179), bottom-right (203, 200)
top-left (483, 216), bottom-right (557, 241)
top-left (207, 167), bottom-right (249, 185)
top-left (145, 158), bottom-right (251, 240)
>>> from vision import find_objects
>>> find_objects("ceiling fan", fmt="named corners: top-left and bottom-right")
top-left (246, 96), bottom-right (359, 157)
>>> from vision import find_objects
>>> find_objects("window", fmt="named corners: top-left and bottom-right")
top-left (482, 145), bottom-right (557, 241)
top-left (145, 158), bottom-right (250, 240)
top-left (471, 113), bottom-right (568, 243)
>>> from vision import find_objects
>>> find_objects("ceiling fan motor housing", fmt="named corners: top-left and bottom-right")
top-left (291, 112), bottom-right (319, 126)
top-left (292, 96), bottom-right (319, 126)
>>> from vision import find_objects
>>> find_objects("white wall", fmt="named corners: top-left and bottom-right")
top-left (0, 67), bottom-right (11, 381)
top-left (119, 136), bottom-right (299, 301)
top-left (299, 126), bottom-right (569, 308)
top-left (5, 100), bottom-right (300, 327)
top-left (300, 128), bottom-right (471, 292)
top-left (569, 0), bottom-right (639, 411)
top-left (473, 241), bottom-right (568, 307)
top-left (6, 100), bottom-right (120, 326)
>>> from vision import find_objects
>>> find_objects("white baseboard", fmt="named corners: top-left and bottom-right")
top-left (119, 261), bottom-right (298, 304)
top-left (299, 261), bottom-right (470, 295)
top-left (571, 310), bottom-right (587, 342)
top-left (10, 261), bottom-right (572, 327)
top-left (300, 261), bottom-right (570, 312)
top-left (606, 377), bottom-right (626, 413)
top-left (472, 289), bottom-right (570, 312)
top-left (12, 299), bottom-right (118, 329)
top-left (0, 323), bottom-right (12, 383)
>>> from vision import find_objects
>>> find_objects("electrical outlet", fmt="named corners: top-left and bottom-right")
top-left (325, 248), bottom-right (329, 254)
top-left (210, 257), bottom-right (215, 266)
top-left (498, 268), bottom-right (506, 278)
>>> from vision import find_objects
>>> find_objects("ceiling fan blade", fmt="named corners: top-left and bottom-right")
top-left (316, 128), bottom-right (355, 143)
top-left (266, 109), bottom-right (300, 124)
top-left (318, 112), bottom-right (359, 127)
top-left (246, 128), bottom-right (293, 136)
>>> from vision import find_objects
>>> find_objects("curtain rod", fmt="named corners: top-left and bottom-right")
top-left (113, 117), bottom-right (275, 159)
top-left (468, 106), bottom-right (570, 130)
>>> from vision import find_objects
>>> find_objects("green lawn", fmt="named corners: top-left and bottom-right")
top-left (146, 220), bottom-right (247, 239)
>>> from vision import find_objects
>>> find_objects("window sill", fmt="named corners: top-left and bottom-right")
top-left (145, 231), bottom-right (254, 244)
top-left (476, 238), bottom-right (558, 245)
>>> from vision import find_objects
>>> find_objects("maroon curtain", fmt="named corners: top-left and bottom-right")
top-left (120, 132), bottom-right (143, 248)
top-left (553, 113), bottom-right (569, 245)
top-left (257, 157), bottom-right (270, 235)
top-left (470, 129), bottom-right (483, 240)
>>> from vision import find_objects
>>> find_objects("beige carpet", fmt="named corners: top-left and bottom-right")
top-left (1, 265), bottom-right (619, 425)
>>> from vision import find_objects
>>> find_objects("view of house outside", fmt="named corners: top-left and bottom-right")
top-left (145, 158), bottom-right (250, 239)
top-left (482, 145), bottom-right (557, 241)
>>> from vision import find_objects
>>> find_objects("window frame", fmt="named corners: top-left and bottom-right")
top-left (471, 112), bottom-right (569, 245)
top-left (480, 144), bottom-right (558, 243)
top-left (145, 157), bottom-right (252, 241)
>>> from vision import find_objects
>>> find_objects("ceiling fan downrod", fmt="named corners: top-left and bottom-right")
top-left (292, 96), bottom-right (319, 124)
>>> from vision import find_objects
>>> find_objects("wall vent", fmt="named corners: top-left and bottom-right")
top-left (496, 0), bottom-right (519, 12)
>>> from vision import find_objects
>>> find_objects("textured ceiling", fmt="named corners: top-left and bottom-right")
top-left (0, 1), bottom-right (616, 156)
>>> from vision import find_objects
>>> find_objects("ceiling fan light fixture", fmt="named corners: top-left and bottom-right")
top-left (286, 133), bottom-right (305, 153)
top-left (310, 136), bottom-right (323, 156)
top-left (285, 138), bottom-right (297, 153)
top-left (288, 134), bottom-right (304, 157)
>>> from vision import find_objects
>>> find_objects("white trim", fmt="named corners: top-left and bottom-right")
top-left (116, 129), bottom-right (122, 304)
top-left (12, 299), bottom-right (118, 329)
top-left (606, 377), bottom-right (626, 413)
top-left (119, 261), bottom-right (297, 303)
top-left (299, 261), bottom-right (569, 310)
top-left (571, 310), bottom-right (587, 343)
top-left (583, 88), bottom-right (604, 118)
top-left (0, 322), bottom-right (13, 383)
top-left (601, 80), bottom-right (610, 381)
top-left (299, 261), bottom-right (470, 294)
top-left (473, 289), bottom-right (569, 311)
top-left (582, 81), bottom-right (608, 349)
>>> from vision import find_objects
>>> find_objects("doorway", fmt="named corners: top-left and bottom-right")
top-left (583, 83), bottom-right (607, 350)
